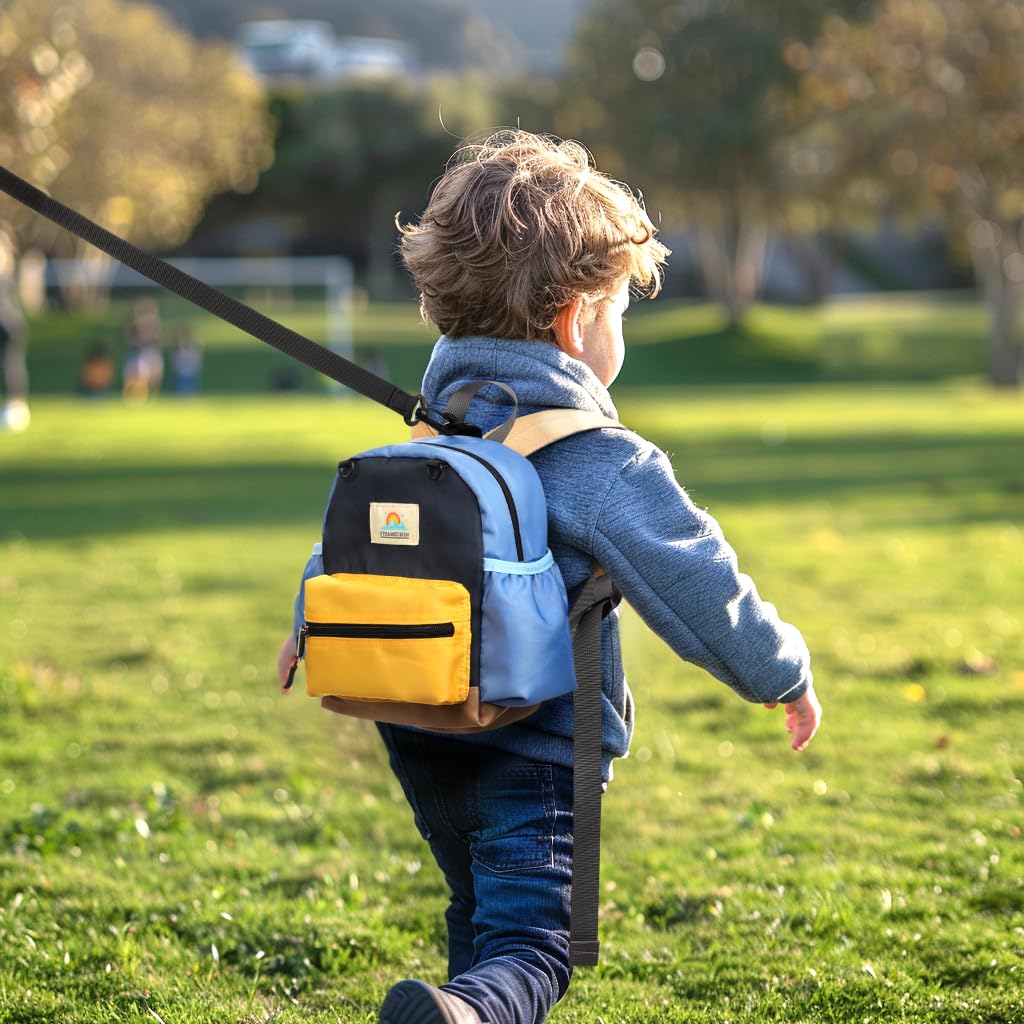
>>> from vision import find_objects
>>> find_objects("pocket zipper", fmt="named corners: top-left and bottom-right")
top-left (297, 621), bottom-right (455, 659)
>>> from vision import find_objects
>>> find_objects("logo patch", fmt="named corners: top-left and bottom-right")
top-left (369, 502), bottom-right (420, 545)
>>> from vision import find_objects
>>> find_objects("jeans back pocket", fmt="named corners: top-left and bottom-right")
top-left (471, 762), bottom-right (556, 873)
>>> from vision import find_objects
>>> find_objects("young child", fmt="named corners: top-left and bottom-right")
top-left (276, 131), bottom-right (821, 1024)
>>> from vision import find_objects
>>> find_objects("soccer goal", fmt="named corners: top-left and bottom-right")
top-left (45, 255), bottom-right (354, 394)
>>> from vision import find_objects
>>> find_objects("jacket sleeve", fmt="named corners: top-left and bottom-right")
top-left (291, 543), bottom-right (323, 637)
top-left (591, 443), bottom-right (812, 704)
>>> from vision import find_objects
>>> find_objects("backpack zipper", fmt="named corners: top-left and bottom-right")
top-left (301, 621), bottom-right (455, 655)
top-left (439, 447), bottom-right (524, 560)
top-left (289, 620), bottom-right (456, 688)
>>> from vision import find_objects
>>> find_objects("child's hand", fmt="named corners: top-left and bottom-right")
top-left (276, 634), bottom-right (298, 693)
top-left (763, 687), bottom-right (821, 752)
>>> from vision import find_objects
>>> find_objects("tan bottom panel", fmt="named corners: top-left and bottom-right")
top-left (320, 686), bottom-right (539, 734)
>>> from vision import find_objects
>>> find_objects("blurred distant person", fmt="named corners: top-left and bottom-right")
top-left (79, 341), bottom-right (116, 396)
top-left (17, 248), bottom-right (48, 315)
top-left (0, 229), bottom-right (30, 432)
top-left (272, 364), bottom-right (299, 391)
top-left (122, 297), bottom-right (164, 400)
top-left (170, 326), bottom-right (202, 394)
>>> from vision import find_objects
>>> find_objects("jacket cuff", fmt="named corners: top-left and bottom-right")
top-left (773, 671), bottom-right (813, 704)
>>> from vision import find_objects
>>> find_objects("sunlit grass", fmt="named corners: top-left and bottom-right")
top-left (26, 293), bottom-right (991, 396)
top-left (1, 384), bottom-right (1022, 1022)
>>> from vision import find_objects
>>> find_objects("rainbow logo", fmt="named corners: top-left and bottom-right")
top-left (371, 501), bottom-right (416, 544)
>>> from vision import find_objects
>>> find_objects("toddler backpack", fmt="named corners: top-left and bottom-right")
top-left (286, 384), bottom-right (624, 966)
top-left (0, 163), bottom-right (621, 967)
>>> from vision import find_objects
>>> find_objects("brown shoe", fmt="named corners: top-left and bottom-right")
top-left (379, 979), bottom-right (482, 1023)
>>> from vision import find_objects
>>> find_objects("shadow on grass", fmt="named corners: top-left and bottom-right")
top-left (616, 313), bottom-right (985, 387)
top-left (924, 693), bottom-right (1024, 720)
top-left (2, 464), bottom-right (331, 541)
top-left (642, 893), bottom-right (710, 929)
top-left (650, 693), bottom-right (727, 716)
top-left (618, 324), bottom-right (821, 387)
top-left (3, 428), bottom-right (1022, 541)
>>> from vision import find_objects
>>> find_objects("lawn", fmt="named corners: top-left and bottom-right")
top-left (1, 375), bottom-right (1023, 1022)
top-left (24, 293), bottom-right (991, 396)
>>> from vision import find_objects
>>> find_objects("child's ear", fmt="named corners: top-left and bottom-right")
top-left (553, 298), bottom-right (586, 355)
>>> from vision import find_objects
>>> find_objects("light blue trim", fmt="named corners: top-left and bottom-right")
top-left (311, 542), bottom-right (322, 556)
top-left (483, 550), bottom-right (554, 576)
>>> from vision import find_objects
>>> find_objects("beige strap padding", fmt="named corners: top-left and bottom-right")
top-left (410, 421), bottom-right (438, 440)
top-left (488, 408), bottom-right (623, 457)
top-left (409, 408), bottom-right (623, 456)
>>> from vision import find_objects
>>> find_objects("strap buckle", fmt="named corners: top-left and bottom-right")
top-left (411, 398), bottom-right (483, 437)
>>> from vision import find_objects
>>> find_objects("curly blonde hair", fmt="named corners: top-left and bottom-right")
top-left (399, 130), bottom-right (669, 343)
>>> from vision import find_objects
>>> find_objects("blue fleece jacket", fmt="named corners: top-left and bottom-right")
top-left (294, 336), bottom-right (812, 780)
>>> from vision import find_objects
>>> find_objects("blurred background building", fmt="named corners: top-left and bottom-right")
top-left (237, 20), bottom-right (415, 84)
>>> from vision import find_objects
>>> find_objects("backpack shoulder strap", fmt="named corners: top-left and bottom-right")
top-left (489, 408), bottom-right (624, 457)
top-left (411, 407), bottom-right (623, 451)
top-left (410, 421), bottom-right (437, 440)
top-left (411, 407), bottom-right (623, 453)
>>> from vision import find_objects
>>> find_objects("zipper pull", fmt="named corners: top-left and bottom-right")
top-left (283, 660), bottom-right (298, 691)
top-left (283, 627), bottom-right (307, 691)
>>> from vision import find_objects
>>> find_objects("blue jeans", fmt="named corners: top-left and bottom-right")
top-left (377, 724), bottom-right (575, 1024)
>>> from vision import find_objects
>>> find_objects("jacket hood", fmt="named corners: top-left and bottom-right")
top-left (421, 336), bottom-right (619, 429)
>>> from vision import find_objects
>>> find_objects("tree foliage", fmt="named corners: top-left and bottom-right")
top-left (0, 0), bottom-right (274, 263)
top-left (231, 76), bottom-right (497, 290)
top-left (561, 0), bottom-right (874, 321)
top-left (792, 0), bottom-right (1024, 386)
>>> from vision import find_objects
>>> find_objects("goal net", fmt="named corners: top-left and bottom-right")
top-left (43, 255), bottom-right (354, 395)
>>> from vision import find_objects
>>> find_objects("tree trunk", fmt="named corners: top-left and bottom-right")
top-left (368, 187), bottom-right (403, 300)
top-left (695, 223), bottom-right (731, 319)
top-left (734, 215), bottom-right (768, 321)
top-left (967, 224), bottom-right (1023, 389)
top-left (986, 291), bottom-right (1023, 389)
top-left (695, 210), bottom-right (768, 327)
top-left (793, 235), bottom-right (834, 304)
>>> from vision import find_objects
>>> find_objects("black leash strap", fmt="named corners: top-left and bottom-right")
top-left (0, 164), bottom-right (423, 422)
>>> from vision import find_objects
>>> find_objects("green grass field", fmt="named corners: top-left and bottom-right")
top-left (25, 293), bottom-right (991, 396)
top-left (2, 327), bottom-right (1024, 1021)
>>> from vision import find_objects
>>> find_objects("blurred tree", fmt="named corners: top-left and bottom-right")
top-left (791, 1), bottom-right (1024, 388)
top-left (0, 0), bottom-right (273, 302)
top-left (561, 0), bottom-right (874, 323)
top-left (235, 76), bottom-right (497, 293)
top-left (496, 74), bottom-right (563, 136)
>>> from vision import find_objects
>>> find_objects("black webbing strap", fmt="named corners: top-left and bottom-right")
top-left (444, 380), bottom-right (518, 444)
top-left (567, 571), bottom-right (619, 967)
top-left (0, 164), bottom-right (422, 422)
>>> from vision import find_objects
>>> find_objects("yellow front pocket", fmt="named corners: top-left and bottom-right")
top-left (302, 573), bottom-right (471, 705)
